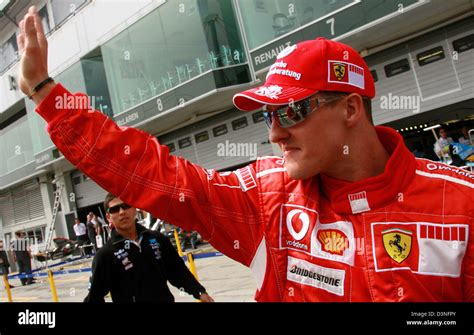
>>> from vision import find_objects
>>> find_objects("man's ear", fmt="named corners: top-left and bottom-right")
top-left (106, 213), bottom-right (112, 224)
top-left (344, 93), bottom-right (364, 127)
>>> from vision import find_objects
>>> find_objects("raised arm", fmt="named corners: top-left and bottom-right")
top-left (17, 7), bottom-right (264, 267)
top-left (17, 6), bottom-right (54, 105)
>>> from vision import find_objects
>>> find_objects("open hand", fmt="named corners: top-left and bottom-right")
top-left (17, 6), bottom-right (50, 97)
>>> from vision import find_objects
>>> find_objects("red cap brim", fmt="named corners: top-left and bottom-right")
top-left (233, 84), bottom-right (317, 112)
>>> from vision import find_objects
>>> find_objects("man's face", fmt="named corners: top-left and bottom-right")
top-left (106, 198), bottom-right (136, 231)
top-left (269, 94), bottom-right (347, 180)
top-left (439, 129), bottom-right (447, 139)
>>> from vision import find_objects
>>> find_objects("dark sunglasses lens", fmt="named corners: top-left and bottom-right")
top-left (277, 108), bottom-right (291, 128)
top-left (108, 203), bottom-right (131, 214)
top-left (108, 206), bottom-right (119, 214)
top-left (279, 103), bottom-right (305, 128)
top-left (263, 111), bottom-right (273, 128)
top-left (264, 99), bottom-right (313, 129)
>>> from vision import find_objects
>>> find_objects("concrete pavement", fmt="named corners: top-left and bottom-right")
top-left (0, 247), bottom-right (256, 303)
top-left (171, 254), bottom-right (256, 302)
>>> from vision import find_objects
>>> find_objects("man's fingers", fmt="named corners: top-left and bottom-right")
top-left (19, 19), bottom-right (25, 35)
top-left (17, 33), bottom-right (25, 54)
top-left (24, 14), bottom-right (40, 51)
top-left (17, 18), bottom-right (25, 53)
top-left (33, 14), bottom-right (48, 61)
top-left (26, 6), bottom-right (48, 62)
top-left (32, 9), bottom-right (45, 36)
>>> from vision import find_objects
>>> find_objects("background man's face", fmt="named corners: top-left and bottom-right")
top-left (269, 95), bottom-right (347, 180)
top-left (106, 198), bottom-right (136, 231)
top-left (439, 129), bottom-right (447, 139)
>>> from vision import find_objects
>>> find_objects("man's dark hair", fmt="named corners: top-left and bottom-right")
top-left (322, 91), bottom-right (373, 125)
top-left (104, 193), bottom-right (119, 212)
top-left (362, 97), bottom-right (373, 125)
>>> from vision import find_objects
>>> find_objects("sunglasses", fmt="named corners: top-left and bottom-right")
top-left (107, 203), bottom-right (132, 214)
top-left (262, 95), bottom-right (345, 129)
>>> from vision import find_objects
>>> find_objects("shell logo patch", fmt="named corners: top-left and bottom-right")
top-left (317, 229), bottom-right (349, 256)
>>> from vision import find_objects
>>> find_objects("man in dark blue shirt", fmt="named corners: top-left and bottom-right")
top-left (84, 193), bottom-right (214, 303)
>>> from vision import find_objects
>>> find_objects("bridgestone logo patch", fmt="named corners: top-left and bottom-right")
top-left (287, 256), bottom-right (345, 296)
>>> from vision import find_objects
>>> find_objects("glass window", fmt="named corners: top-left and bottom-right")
top-left (26, 109), bottom-right (54, 157)
top-left (231, 117), bottom-right (248, 130)
top-left (102, 0), bottom-right (245, 115)
top-left (178, 137), bottom-right (192, 149)
top-left (0, 34), bottom-right (19, 73)
top-left (195, 131), bottom-right (210, 143)
top-left (252, 111), bottom-right (264, 123)
top-left (213, 124), bottom-right (228, 137)
top-left (384, 59), bottom-right (410, 78)
top-left (238, 1), bottom-right (420, 51)
top-left (199, 0), bottom-right (246, 67)
top-left (417, 46), bottom-right (445, 66)
top-left (237, 0), bottom-right (353, 49)
top-left (1, 115), bottom-right (34, 176)
top-left (82, 56), bottom-right (114, 117)
top-left (50, 0), bottom-right (88, 27)
top-left (453, 34), bottom-right (474, 53)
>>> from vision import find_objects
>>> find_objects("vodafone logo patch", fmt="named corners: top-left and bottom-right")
top-left (280, 205), bottom-right (316, 252)
top-left (286, 209), bottom-right (310, 241)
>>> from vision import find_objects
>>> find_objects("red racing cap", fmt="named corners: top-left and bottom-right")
top-left (233, 37), bottom-right (375, 112)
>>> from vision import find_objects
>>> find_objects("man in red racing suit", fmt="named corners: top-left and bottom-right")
top-left (17, 7), bottom-right (473, 301)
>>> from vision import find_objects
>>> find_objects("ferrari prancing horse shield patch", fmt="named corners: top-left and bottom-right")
top-left (382, 228), bottom-right (412, 263)
top-left (332, 63), bottom-right (347, 81)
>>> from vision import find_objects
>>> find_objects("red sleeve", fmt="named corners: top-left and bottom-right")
top-left (36, 83), bottom-right (264, 266)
